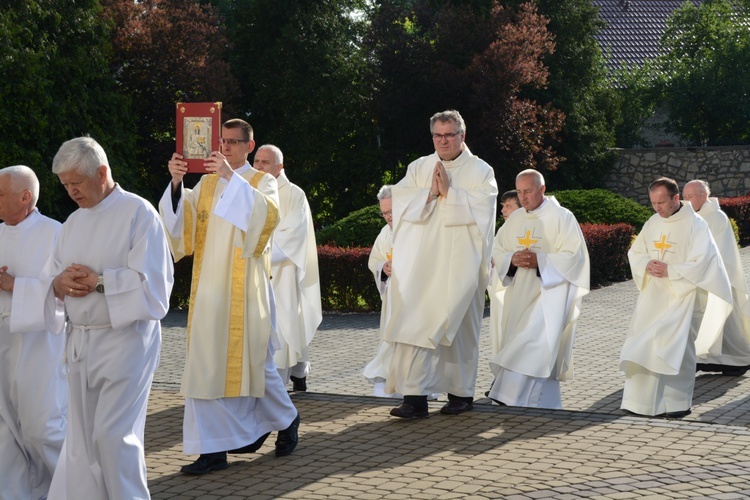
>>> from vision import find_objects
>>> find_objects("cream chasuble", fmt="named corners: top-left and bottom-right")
top-left (489, 197), bottom-right (590, 385)
top-left (384, 147), bottom-right (497, 348)
top-left (622, 202), bottom-right (732, 374)
top-left (270, 171), bottom-right (322, 370)
top-left (159, 164), bottom-right (279, 399)
top-left (695, 198), bottom-right (750, 365)
top-left (384, 147), bottom-right (497, 396)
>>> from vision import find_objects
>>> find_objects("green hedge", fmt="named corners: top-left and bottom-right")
top-left (315, 205), bottom-right (383, 247)
top-left (551, 189), bottom-right (652, 231)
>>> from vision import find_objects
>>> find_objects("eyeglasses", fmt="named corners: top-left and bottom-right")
top-left (432, 132), bottom-right (462, 141)
top-left (380, 210), bottom-right (392, 218)
top-left (219, 138), bottom-right (249, 146)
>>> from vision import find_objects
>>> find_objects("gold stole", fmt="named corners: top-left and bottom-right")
top-left (184, 172), bottom-right (277, 397)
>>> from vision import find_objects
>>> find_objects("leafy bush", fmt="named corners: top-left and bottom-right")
top-left (550, 189), bottom-right (652, 231)
top-left (315, 205), bottom-right (384, 247)
top-left (580, 223), bottom-right (636, 289)
top-left (719, 195), bottom-right (750, 245)
top-left (318, 245), bottom-right (381, 312)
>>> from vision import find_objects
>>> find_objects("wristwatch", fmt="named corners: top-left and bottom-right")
top-left (96, 275), bottom-right (105, 294)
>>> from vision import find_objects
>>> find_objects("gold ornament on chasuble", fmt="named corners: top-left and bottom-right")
top-left (183, 172), bottom-right (279, 397)
top-left (517, 228), bottom-right (541, 250)
top-left (652, 233), bottom-right (675, 260)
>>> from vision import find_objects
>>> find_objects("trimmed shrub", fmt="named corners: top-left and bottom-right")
top-left (580, 223), bottom-right (636, 289)
top-left (550, 189), bottom-right (652, 231)
top-left (316, 205), bottom-right (383, 247)
top-left (318, 245), bottom-right (381, 312)
top-left (719, 195), bottom-right (750, 245)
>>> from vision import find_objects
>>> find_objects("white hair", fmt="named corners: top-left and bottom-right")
top-left (257, 144), bottom-right (283, 166)
top-left (377, 184), bottom-right (392, 201)
top-left (52, 136), bottom-right (112, 181)
top-left (0, 165), bottom-right (39, 208)
top-left (685, 179), bottom-right (711, 196)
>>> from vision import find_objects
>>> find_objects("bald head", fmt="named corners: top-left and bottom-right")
top-left (682, 180), bottom-right (710, 212)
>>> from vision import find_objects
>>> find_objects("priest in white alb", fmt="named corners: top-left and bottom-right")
top-left (252, 144), bottom-right (322, 392)
top-left (683, 179), bottom-right (750, 376)
top-left (621, 177), bottom-right (732, 418)
top-left (487, 169), bottom-right (590, 409)
top-left (159, 119), bottom-right (300, 476)
top-left (46, 137), bottom-right (173, 499)
top-left (384, 110), bottom-right (497, 418)
top-left (0, 165), bottom-right (66, 500)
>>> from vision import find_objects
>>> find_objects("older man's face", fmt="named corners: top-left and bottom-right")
top-left (253, 148), bottom-right (283, 179)
top-left (0, 175), bottom-right (27, 225)
top-left (58, 167), bottom-right (107, 209)
top-left (516, 175), bottom-right (545, 212)
top-left (432, 119), bottom-right (465, 161)
top-left (682, 183), bottom-right (707, 211)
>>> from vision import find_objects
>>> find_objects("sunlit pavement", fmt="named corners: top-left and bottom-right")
top-left (146, 247), bottom-right (750, 499)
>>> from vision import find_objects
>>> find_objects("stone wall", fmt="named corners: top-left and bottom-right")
top-left (605, 146), bottom-right (750, 205)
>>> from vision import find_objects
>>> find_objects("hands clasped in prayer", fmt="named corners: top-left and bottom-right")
top-left (429, 161), bottom-right (450, 200)
top-left (512, 249), bottom-right (538, 269)
top-left (53, 264), bottom-right (97, 298)
top-left (646, 259), bottom-right (668, 278)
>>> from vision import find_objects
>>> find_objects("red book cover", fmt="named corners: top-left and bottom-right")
top-left (175, 102), bottom-right (222, 173)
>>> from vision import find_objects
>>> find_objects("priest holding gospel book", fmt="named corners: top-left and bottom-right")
top-left (159, 118), bottom-right (300, 475)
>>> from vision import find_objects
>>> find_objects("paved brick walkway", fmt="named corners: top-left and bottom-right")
top-left (146, 247), bottom-right (750, 499)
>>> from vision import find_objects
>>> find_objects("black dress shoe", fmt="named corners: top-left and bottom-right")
top-left (290, 376), bottom-right (307, 391)
top-left (722, 365), bottom-right (750, 376)
top-left (228, 432), bottom-right (271, 454)
top-left (389, 403), bottom-right (429, 419)
top-left (440, 400), bottom-right (473, 415)
top-left (275, 413), bottom-right (300, 457)
top-left (661, 409), bottom-right (691, 419)
top-left (180, 452), bottom-right (229, 475)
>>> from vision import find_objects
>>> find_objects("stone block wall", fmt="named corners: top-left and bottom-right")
top-left (605, 146), bottom-right (750, 205)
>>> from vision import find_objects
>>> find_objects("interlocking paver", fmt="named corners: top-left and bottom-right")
top-left (145, 247), bottom-right (750, 498)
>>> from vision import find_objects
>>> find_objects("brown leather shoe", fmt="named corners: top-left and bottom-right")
top-left (389, 403), bottom-right (429, 419)
top-left (440, 400), bottom-right (473, 415)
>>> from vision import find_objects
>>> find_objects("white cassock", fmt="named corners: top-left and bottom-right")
top-left (0, 209), bottom-right (66, 500)
top-left (384, 147), bottom-right (497, 397)
top-left (47, 185), bottom-right (173, 500)
top-left (159, 164), bottom-right (297, 455)
top-left (621, 202), bottom-right (732, 416)
top-left (488, 197), bottom-right (590, 409)
top-left (363, 224), bottom-right (397, 397)
top-left (695, 197), bottom-right (750, 366)
top-left (270, 170), bottom-right (322, 384)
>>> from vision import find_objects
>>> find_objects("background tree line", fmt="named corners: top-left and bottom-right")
top-left (1, 0), bottom-right (749, 227)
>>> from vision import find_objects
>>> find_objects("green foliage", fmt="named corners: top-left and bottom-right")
top-left (367, 0), bottom-right (565, 192)
top-left (220, 0), bottom-right (382, 225)
top-left (0, 0), bottom-right (138, 222)
top-left (610, 62), bottom-right (662, 148)
top-left (318, 245), bottom-right (381, 311)
top-left (513, 0), bottom-right (621, 189)
top-left (580, 222), bottom-right (635, 288)
top-left (655, 0), bottom-right (750, 145)
top-left (549, 189), bottom-right (652, 231)
top-left (316, 205), bottom-right (385, 247)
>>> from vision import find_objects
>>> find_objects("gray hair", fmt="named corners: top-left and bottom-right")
top-left (376, 184), bottom-right (392, 201)
top-left (685, 179), bottom-right (711, 196)
top-left (52, 136), bottom-right (112, 181)
top-left (0, 165), bottom-right (39, 208)
top-left (517, 169), bottom-right (545, 187)
top-left (430, 110), bottom-right (466, 135)
top-left (257, 144), bottom-right (283, 166)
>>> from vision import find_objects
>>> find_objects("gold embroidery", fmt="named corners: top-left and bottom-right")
top-left (186, 174), bottom-right (219, 351)
top-left (224, 246), bottom-right (246, 397)
top-left (518, 229), bottom-right (539, 249)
